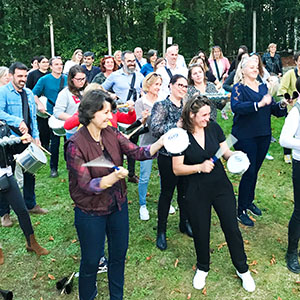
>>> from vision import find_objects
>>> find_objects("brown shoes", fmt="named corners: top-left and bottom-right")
top-left (0, 248), bottom-right (4, 265)
top-left (26, 234), bottom-right (50, 256)
top-left (28, 205), bottom-right (48, 214)
top-left (1, 214), bottom-right (13, 227)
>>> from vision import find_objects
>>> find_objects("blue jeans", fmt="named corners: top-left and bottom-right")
top-left (74, 202), bottom-right (129, 300)
top-left (234, 135), bottom-right (271, 214)
top-left (0, 170), bottom-right (36, 215)
top-left (138, 159), bottom-right (153, 206)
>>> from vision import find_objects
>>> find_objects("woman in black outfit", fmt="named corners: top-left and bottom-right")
top-left (173, 96), bottom-right (255, 292)
top-left (0, 121), bottom-right (49, 264)
top-left (151, 74), bottom-right (192, 251)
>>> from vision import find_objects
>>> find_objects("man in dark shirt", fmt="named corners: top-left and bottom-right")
top-left (82, 51), bottom-right (100, 83)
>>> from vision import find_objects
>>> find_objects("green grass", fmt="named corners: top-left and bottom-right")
top-left (1, 112), bottom-right (300, 300)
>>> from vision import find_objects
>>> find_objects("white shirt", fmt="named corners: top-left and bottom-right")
top-left (0, 166), bottom-right (13, 177)
top-left (280, 99), bottom-right (300, 161)
top-left (156, 62), bottom-right (188, 100)
top-left (176, 54), bottom-right (187, 69)
top-left (135, 58), bottom-right (147, 71)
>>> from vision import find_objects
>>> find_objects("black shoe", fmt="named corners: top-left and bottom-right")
top-left (286, 252), bottom-right (300, 274)
top-left (179, 220), bottom-right (193, 238)
top-left (237, 211), bottom-right (254, 227)
top-left (247, 203), bottom-right (262, 216)
top-left (128, 175), bottom-right (139, 183)
top-left (156, 232), bottom-right (167, 251)
top-left (50, 169), bottom-right (58, 178)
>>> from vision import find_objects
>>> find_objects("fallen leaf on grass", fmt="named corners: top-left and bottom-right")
top-left (146, 256), bottom-right (152, 261)
top-left (250, 269), bottom-right (258, 274)
top-left (249, 260), bottom-right (258, 266)
top-left (244, 240), bottom-right (249, 244)
top-left (40, 298), bottom-right (43, 300)
top-left (192, 265), bottom-right (196, 271)
top-left (51, 258), bottom-right (56, 262)
top-left (49, 236), bottom-right (54, 241)
top-left (217, 242), bottom-right (227, 250)
top-left (174, 258), bottom-right (179, 268)
top-left (249, 215), bottom-right (256, 222)
top-left (278, 297), bottom-right (282, 300)
top-left (296, 281), bottom-right (300, 284)
top-left (39, 276), bottom-right (45, 280)
top-left (270, 254), bottom-right (276, 265)
top-left (277, 237), bottom-right (282, 243)
top-left (202, 287), bottom-right (207, 295)
top-left (273, 194), bottom-right (276, 198)
top-left (71, 239), bottom-right (77, 243)
top-left (48, 274), bottom-right (55, 280)
top-left (187, 293), bottom-right (192, 299)
top-left (171, 288), bottom-right (181, 294)
top-left (72, 256), bottom-right (78, 261)
top-left (32, 272), bottom-right (38, 280)
top-left (60, 179), bottom-right (66, 183)
top-left (128, 200), bottom-right (132, 204)
top-left (34, 221), bottom-right (40, 226)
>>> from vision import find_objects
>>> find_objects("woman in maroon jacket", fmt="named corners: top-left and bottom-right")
top-left (65, 89), bottom-right (164, 300)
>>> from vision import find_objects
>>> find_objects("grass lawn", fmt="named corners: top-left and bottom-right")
top-left (0, 113), bottom-right (299, 300)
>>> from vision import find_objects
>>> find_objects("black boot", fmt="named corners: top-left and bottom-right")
top-left (156, 232), bottom-right (167, 251)
top-left (179, 220), bottom-right (193, 238)
top-left (286, 251), bottom-right (300, 274)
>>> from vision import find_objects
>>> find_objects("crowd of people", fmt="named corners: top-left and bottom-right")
top-left (0, 42), bottom-right (299, 300)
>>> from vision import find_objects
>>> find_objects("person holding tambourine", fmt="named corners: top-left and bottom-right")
top-left (0, 120), bottom-right (49, 265)
top-left (172, 95), bottom-right (255, 292)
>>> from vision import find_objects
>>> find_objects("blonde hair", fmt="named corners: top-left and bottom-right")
top-left (268, 43), bottom-right (277, 51)
top-left (71, 49), bottom-right (83, 63)
top-left (234, 56), bottom-right (258, 84)
top-left (0, 66), bottom-right (9, 79)
top-left (83, 83), bottom-right (105, 95)
top-left (209, 46), bottom-right (224, 60)
top-left (142, 72), bottom-right (162, 92)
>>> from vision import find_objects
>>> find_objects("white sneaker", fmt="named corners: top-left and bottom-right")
top-left (193, 269), bottom-right (208, 290)
top-left (169, 205), bottom-right (176, 215)
top-left (139, 205), bottom-right (149, 221)
top-left (236, 270), bottom-right (256, 292)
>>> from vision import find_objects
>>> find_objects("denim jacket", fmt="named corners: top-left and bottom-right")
top-left (0, 82), bottom-right (39, 139)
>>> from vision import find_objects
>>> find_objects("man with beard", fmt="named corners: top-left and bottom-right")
top-left (102, 50), bottom-right (144, 103)
top-left (0, 62), bottom-right (48, 227)
top-left (33, 56), bottom-right (67, 178)
top-left (102, 51), bottom-right (144, 183)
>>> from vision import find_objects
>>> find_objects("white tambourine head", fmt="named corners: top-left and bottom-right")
top-left (163, 128), bottom-right (189, 154)
top-left (227, 152), bottom-right (250, 175)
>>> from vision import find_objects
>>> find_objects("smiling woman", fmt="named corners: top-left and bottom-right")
top-left (65, 89), bottom-right (165, 300)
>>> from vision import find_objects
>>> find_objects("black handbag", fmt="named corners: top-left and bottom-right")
top-left (0, 174), bottom-right (10, 192)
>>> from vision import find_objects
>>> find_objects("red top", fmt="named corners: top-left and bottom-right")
top-left (64, 110), bottom-right (136, 130)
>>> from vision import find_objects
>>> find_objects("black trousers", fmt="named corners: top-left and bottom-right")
top-left (187, 177), bottom-right (248, 273)
top-left (157, 154), bottom-right (188, 232)
top-left (288, 159), bottom-right (300, 252)
top-left (37, 116), bottom-right (51, 151)
top-left (0, 175), bottom-right (34, 240)
top-left (127, 134), bottom-right (138, 177)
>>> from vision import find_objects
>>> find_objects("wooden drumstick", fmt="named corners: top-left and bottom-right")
top-left (45, 111), bottom-right (52, 117)
top-left (116, 103), bottom-right (129, 108)
top-left (60, 272), bottom-right (75, 295)
top-left (126, 124), bottom-right (144, 139)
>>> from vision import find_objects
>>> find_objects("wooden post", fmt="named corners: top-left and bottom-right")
top-left (48, 15), bottom-right (55, 57)
top-left (294, 16), bottom-right (298, 54)
top-left (106, 14), bottom-right (112, 55)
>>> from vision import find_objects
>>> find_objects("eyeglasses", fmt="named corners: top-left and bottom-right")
top-left (73, 76), bottom-right (86, 82)
top-left (176, 83), bottom-right (188, 89)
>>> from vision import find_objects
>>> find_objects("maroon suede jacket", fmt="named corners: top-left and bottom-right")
top-left (65, 125), bottom-right (153, 215)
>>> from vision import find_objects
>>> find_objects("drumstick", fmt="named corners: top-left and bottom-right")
top-left (45, 111), bottom-right (52, 117)
top-left (117, 103), bottom-right (129, 108)
top-left (37, 144), bottom-right (51, 156)
top-left (60, 272), bottom-right (75, 295)
top-left (126, 124), bottom-right (144, 139)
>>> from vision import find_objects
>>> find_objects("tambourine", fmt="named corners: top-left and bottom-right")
top-left (163, 128), bottom-right (189, 154)
top-left (227, 152), bottom-right (250, 175)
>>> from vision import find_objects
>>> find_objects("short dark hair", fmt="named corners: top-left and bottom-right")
top-left (170, 74), bottom-right (187, 85)
top-left (83, 51), bottom-right (95, 59)
top-left (121, 50), bottom-right (133, 62)
top-left (294, 51), bottom-right (300, 62)
top-left (68, 65), bottom-right (88, 96)
top-left (146, 49), bottom-right (157, 63)
top-left (31, 56), bottom-right (39, 64)
top-left (38, 56), bottom-right (48, 63)
top-left (9, 62), bottom-right (28, 74)
top-left (78, 89), bottom-right (116, 126)
top-left (181, 95), bottom-right (211, 133)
